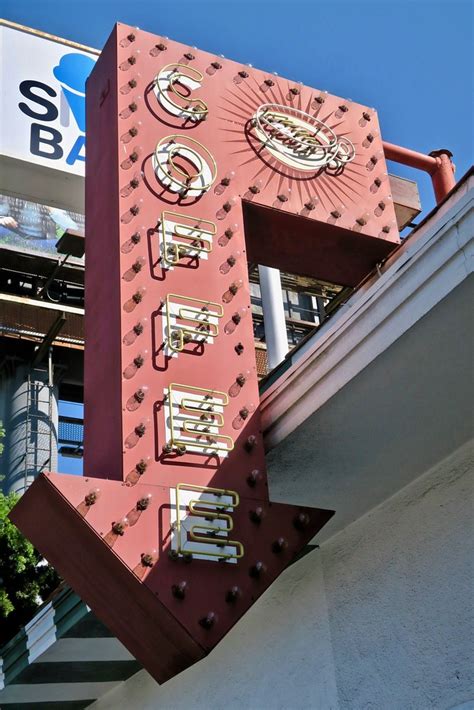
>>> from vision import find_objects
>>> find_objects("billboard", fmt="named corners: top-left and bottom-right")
top-left (11, 22), bottom-right (400, 685)
top-left (0, 192), bottom-right (84, 259)
top-left (0, 21), bottom-right (98, 176)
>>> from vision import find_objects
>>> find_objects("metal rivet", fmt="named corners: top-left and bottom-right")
top-left (249, 561), bottom-right (266, 578)
top-left (226, 586), bottom-right (242, 603)
top-left (294, 512), bottom-right (310, 530)
top-left (245, 435), bottom-right (257, 452)
top-left (250, 506), bottom-right (265, 524)
top-left (272, 537), bottom-right (288, 553)
top-left (172, 581), bottom-right (187, 599)
top-left (247, 469), bottom-right (260, 487)
top-left (200, 612), bottom-right (217, 628)
top-left (235, 342), bottom-right (244, 355)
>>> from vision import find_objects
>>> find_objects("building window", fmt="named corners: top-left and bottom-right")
top-left (58, 399), bottom-right (84, 475)
top-left (249, 266), bottom-right (345, 376)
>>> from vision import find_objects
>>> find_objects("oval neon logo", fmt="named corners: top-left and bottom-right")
top-left (252, 103), bottom-right (355, 173)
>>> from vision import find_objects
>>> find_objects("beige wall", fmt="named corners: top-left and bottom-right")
top-left (91, 439), bottom-right (474, 710)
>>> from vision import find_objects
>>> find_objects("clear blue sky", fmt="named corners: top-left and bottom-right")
top-left (3, 0), bottom-right (473, 218)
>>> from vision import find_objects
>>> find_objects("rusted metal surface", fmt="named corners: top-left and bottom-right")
top-left (11, 21), bottom-right (403, 683)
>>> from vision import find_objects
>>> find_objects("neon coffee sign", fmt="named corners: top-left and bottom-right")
top-left (252, 103), bottom-right (355, 173)
top-left (11, 22), bottom-right (399, 685)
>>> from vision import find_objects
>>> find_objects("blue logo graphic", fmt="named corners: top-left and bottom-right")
top-left (53, 53), bottom-right (95, 133)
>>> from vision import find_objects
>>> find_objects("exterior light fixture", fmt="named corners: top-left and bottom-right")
top-left (216, 197), bottom-right (237, 220)
top-left (120, 121), bottom-right (141, 144)
top-left (111, 517), bottom-right (129, 535)
top-left (121, 147), bottom-right (142, 170)
top-left (150, 42), bottom-right (167, 57)
top-left (120, 32), bottom-right (136, 48)
top-left (224, 306), bottom-right (248, 334)
top-left (119, 50), bottom-right (140, 71)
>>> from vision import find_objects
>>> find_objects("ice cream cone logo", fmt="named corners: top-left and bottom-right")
top-left (53, 53), bottom-right (96, 133)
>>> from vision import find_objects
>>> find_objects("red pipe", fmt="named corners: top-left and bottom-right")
top-left (382, 141), bottom-right (456, 204)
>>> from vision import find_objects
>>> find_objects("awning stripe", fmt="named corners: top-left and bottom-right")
top-left (0, 586), bottom-right (142, 708)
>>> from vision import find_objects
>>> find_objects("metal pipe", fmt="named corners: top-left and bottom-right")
top-left (382, 141), bottom-right (456, 204)
top-left (258, 265), bottom-right (289, 371)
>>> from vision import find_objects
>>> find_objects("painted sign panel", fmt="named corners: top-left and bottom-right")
top-left (12, 22), bottom-right (400, 684)
top-left (0, 22), bottom-right (97, 175)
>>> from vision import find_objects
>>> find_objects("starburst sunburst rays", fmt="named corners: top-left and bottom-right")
top-left (216, 76), bottom-right (370, 215)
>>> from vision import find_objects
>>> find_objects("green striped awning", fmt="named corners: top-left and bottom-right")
top-left (0, 585), bottom-right (141, 709)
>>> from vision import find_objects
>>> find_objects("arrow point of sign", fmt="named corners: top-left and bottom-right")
top-left (10, 472), bottom-right (333, 681)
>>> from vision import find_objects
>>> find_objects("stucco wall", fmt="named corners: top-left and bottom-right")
top-left (91, 439), bottom-right (474, 710)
